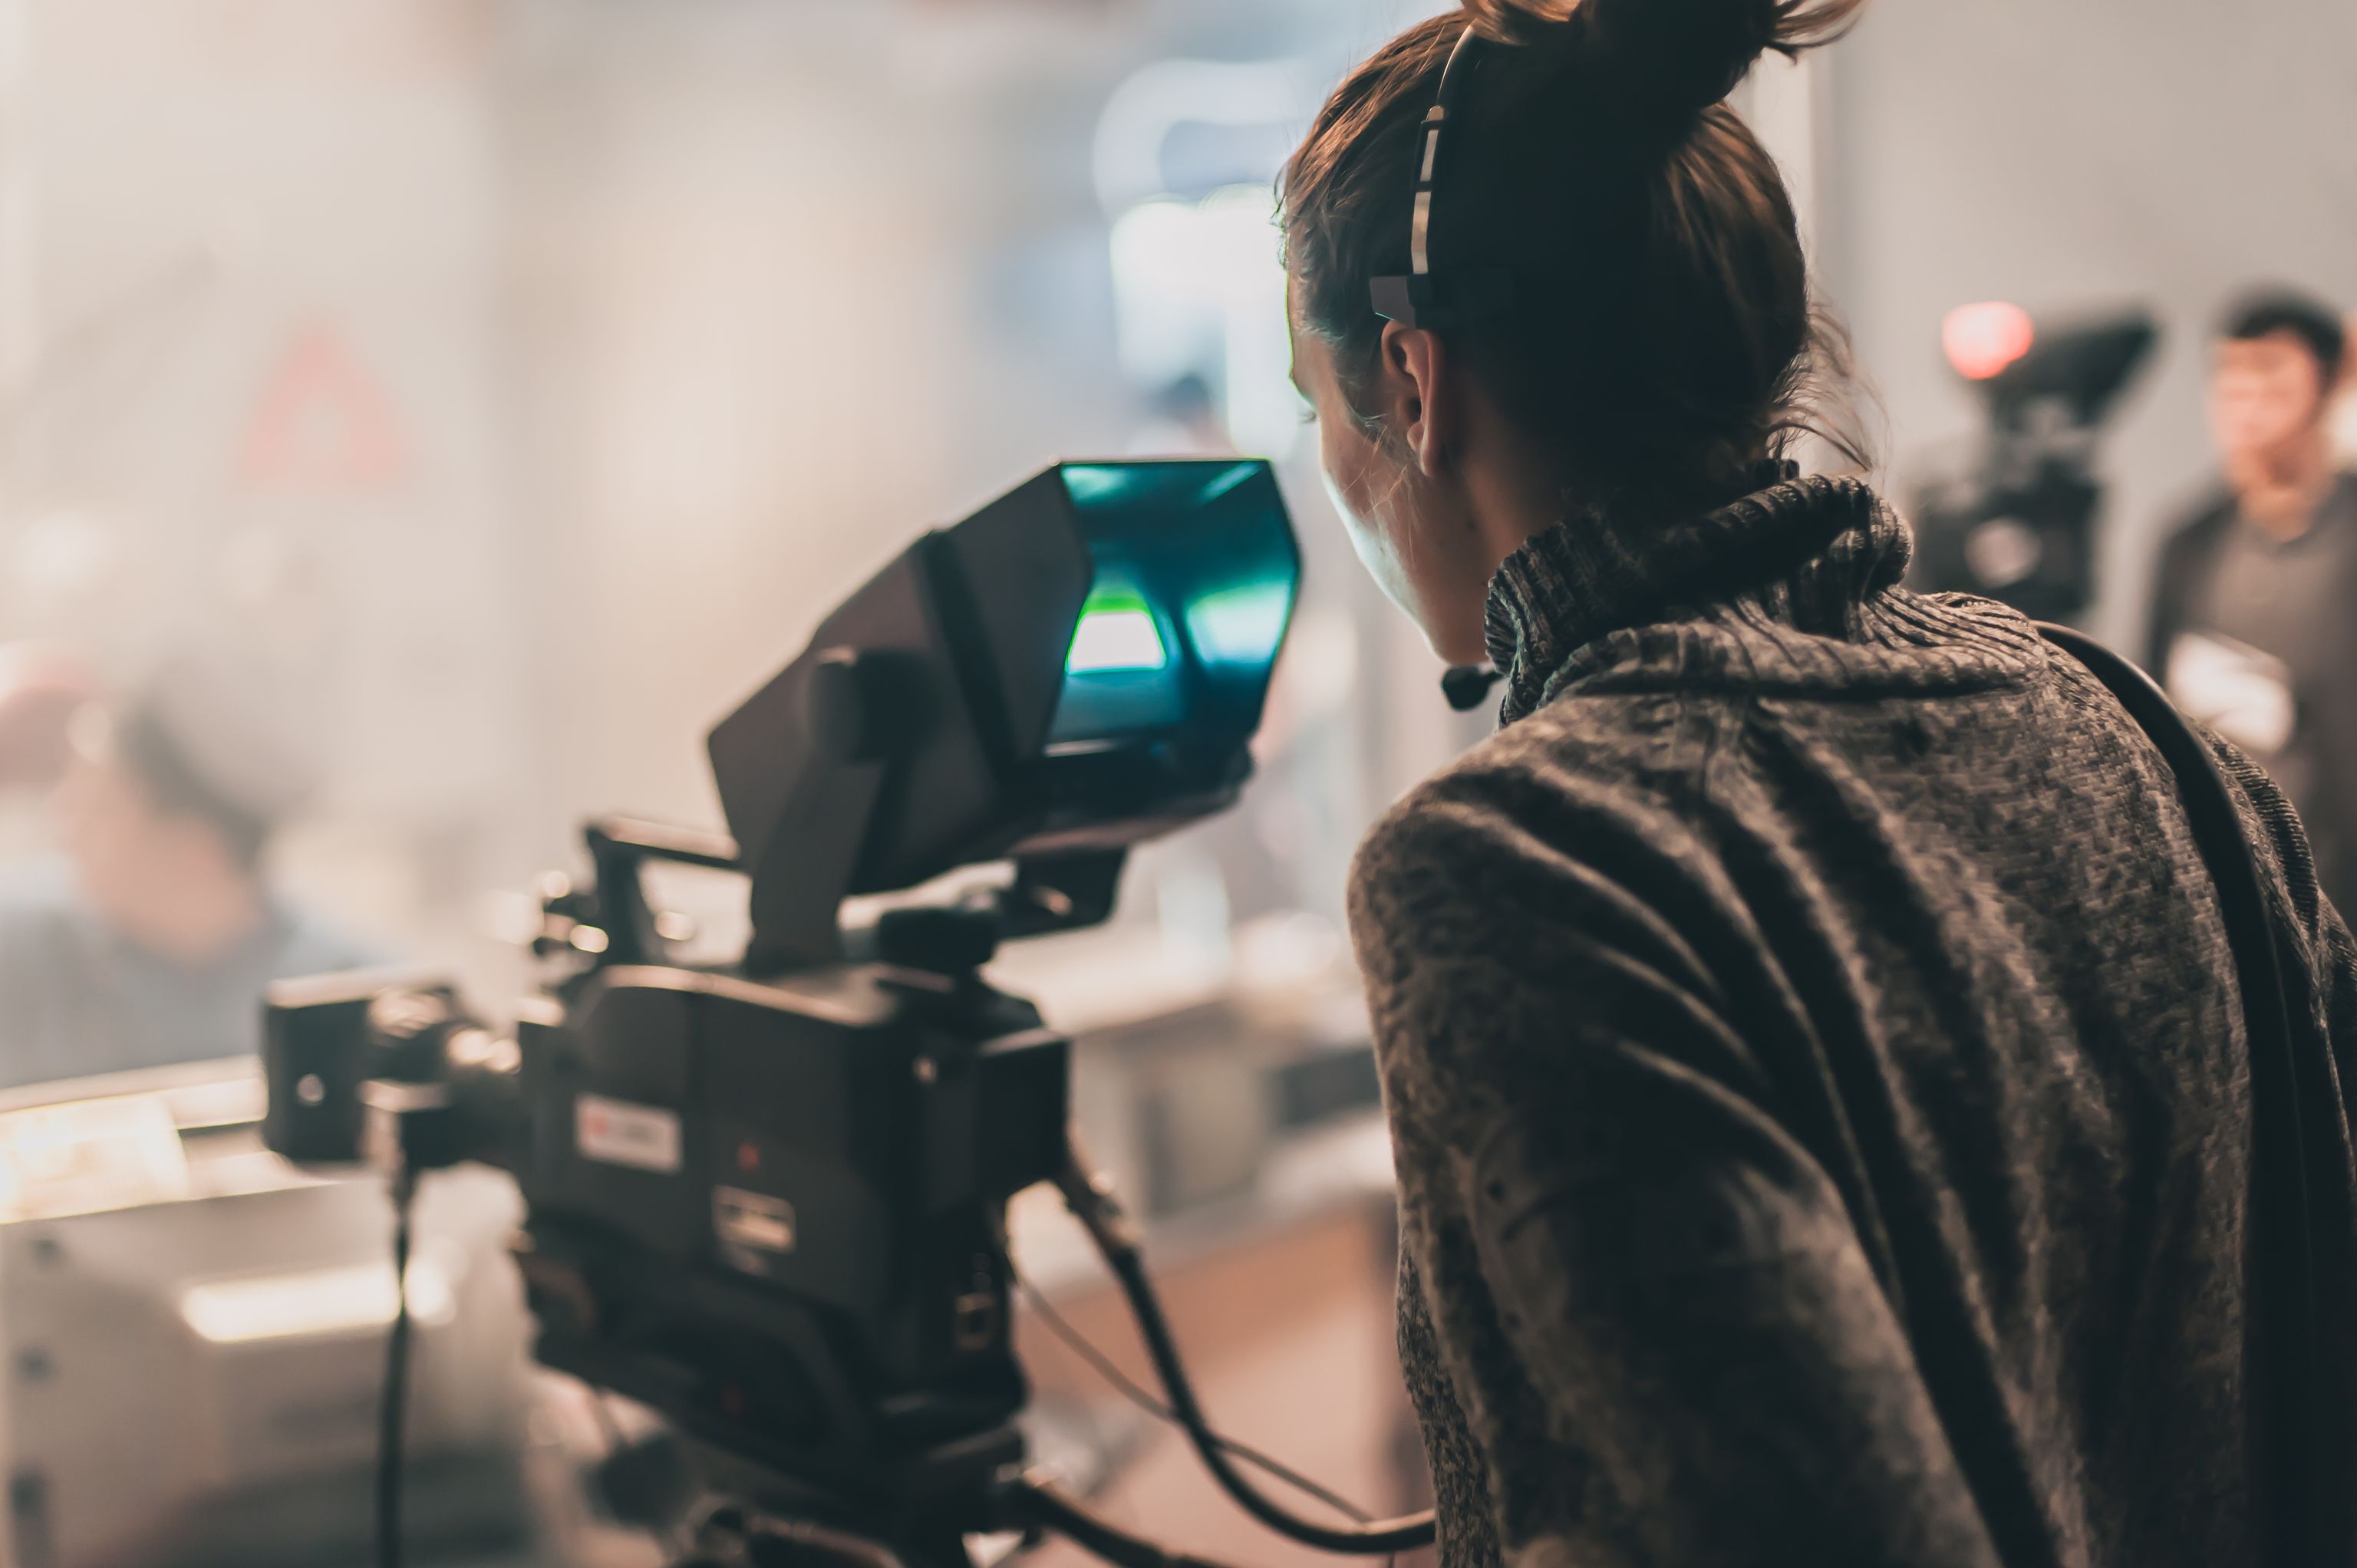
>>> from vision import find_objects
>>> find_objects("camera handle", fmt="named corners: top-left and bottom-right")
top-left (552, 818), bottom-right (1133, 977)
top-left (566, 816), bottom-right (745, 968)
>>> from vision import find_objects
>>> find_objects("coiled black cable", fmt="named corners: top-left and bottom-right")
top-left (1015, 1271), bottom-right (1376, 1524)
top-left (1056, 1155), bottom-right (1438, 1556)
top-left (997, 1477), bottom-right (1244, 1568)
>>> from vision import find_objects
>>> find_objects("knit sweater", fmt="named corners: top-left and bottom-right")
top-left (1348, 473), bottom-right (2357, 1568)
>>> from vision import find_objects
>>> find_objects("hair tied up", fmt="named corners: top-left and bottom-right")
top-left (1459, 0), bottom-right (1866, 117)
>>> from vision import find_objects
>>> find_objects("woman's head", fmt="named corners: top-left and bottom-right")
top-left (1282, 0), bottom-right (1868, 661)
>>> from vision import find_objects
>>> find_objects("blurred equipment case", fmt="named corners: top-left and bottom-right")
top-left (0, 1060), bottom-right (532, 1568)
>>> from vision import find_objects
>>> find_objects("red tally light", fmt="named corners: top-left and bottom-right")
top-left (1943, 302), bottom-right (2036, 382)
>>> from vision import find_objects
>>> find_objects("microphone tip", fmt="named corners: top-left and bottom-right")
top-left (1441, 664), bottom-right (1502, 713)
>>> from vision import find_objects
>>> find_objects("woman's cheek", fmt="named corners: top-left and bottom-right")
top-left (1319, 428), bottom-right (1422, 618)
top-left (1320, 442), bottom-right (1389, 575)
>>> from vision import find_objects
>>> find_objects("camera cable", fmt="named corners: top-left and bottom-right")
top-left (997, 1475), bottom-right (1248, 1568)
top-left (378, 1160), bottom-right (419, 1568)
top-left (1055, 1155), bottom-right (1438, 1556)
top-left (1012, 1270), bottom-right (1375, 1524)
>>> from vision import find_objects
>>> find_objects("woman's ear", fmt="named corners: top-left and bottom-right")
top-left (1377, 321), bottom-right (1454, 480)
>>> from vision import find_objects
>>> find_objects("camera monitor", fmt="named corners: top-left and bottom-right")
top-left (709, 459), bottom-right (1300, 966)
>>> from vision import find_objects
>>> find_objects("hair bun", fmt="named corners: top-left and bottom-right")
top-left (1461, 0), bottom-right (1863, 119)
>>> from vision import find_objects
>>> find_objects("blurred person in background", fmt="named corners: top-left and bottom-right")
top-left (1284, 2), bottom-right (2357, 1565)
top-left (0, 645), bottom-right (97, 796)
top-left (2150, 288), bottom-right (2357, 913)
top-left (0, 651), bottom-right (374, 1088)
top-left (0, 645), bottom-right (101, 888)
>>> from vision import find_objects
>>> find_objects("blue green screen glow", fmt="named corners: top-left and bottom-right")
top-left (1049, 460), bottom-right (1299, 746)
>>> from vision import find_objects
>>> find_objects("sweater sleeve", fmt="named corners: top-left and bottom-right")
top-left (1352, 790), bottom-right (2005, 1568)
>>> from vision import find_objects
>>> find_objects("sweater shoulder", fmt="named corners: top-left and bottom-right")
top-left (1358, 687), bottom-right (1716, 852)
top-left (1349, 690), bottom-right (1730, 964)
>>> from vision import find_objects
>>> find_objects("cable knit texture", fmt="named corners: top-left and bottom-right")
top-left (1351, 473), bottom-right (2357, 1568)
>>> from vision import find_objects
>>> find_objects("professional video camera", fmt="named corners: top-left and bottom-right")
top-left (259, 460), bottom-right (1433, 1568)
top-left (1907, 304), bottom-right (2161, 621)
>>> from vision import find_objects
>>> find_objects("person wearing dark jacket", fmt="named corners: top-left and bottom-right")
top-left (1279, 2), bottom-right (2357, 1565)
top-left (2148, 289), bottom-right (2357, 917)
top-left (0, 654), bottom-right (374, 1086)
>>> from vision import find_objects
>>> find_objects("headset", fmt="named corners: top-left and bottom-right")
top-left (1368, 25), bottom-right (1517, 708)
top-left (1370, 25), bottom-right (1517, 334)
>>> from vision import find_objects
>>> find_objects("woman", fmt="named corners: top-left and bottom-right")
top-left (1281, 2), bottom-right (2357, 1564)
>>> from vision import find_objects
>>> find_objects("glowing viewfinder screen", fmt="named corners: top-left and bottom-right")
top-left (1049, 460), bottom-right (1300, 746)
top-left (1066, 588), bottom-right (1169, 674)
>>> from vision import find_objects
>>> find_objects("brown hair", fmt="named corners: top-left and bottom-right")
top-left (1282, 0), bottom-right (1872, 514)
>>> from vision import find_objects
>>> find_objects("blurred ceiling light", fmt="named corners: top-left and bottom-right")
top-left (180, 1257), bottom-right (457, 1345)
top-left (1108, 186), bottom-right (1297, 458)
top-left (1943, 301), bottom-right (2038, 383)
top-left (1097, 55), bottom-right (1327, 463)
top-left (1092, 58), bottom-right (1321, 216)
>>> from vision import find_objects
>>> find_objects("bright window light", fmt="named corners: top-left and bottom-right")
top-left (180, 1258), bottom-right (457, 1345)
top-left (1106, 186), bottom-right (1299, 460)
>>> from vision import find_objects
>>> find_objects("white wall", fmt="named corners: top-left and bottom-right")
top-left (1816, 0), bottom-right (2357, 649)
top-left (0, 0), bottom-right (534, 980)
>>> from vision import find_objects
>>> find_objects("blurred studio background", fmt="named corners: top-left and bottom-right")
top-left (0, 0), bottom-right (2350, 1564)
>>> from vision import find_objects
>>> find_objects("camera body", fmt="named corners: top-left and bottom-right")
top-left (261, 460), bottom-right (1302, 1531)
top-left (267, 941), bottom-right (1071, 1503)
top-left (1909, 308), bottom-right (2158, 620)
top-left (1910, 458), bottom-right (2105, 624)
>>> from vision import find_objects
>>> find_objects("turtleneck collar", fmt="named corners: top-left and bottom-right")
top-left (1482, 468), bottom-right (1950, 723)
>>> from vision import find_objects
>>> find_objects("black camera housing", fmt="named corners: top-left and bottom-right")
top-left (514, 960), bottom-right (1070, 1492)
top-left (712, 460), bottom-right (1298, 968)
top-left (1908, 308), bottom-right (2158, 619)
top-left (262, 460), bottom-right (1302, 1524)
top-left (267, 938), bottom-right (1070, 1504)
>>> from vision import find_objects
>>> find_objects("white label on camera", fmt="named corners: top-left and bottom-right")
top-left (714, 1186), bottom-right (796, 1256)
top-left (575, 1094), bottom-right (681, 1174)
